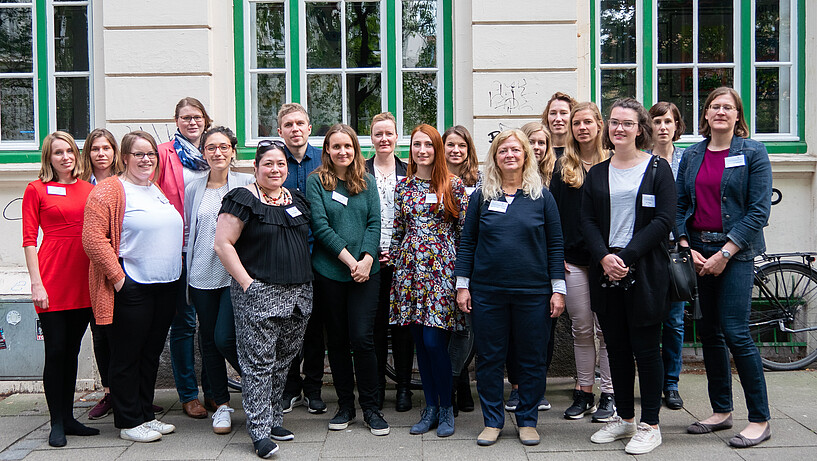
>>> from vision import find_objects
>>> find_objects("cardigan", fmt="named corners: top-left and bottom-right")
top-left (580, 157), bottom-right (676, 326)
top-left (550, 162), bottom-right (591, 266)
top-left (306, 173), bottom-right (381, 282)
top-left (364, 155), bottom-right (408, 177)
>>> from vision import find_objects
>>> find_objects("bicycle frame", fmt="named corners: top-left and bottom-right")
top-left (753, 252), bottom-right (817, 335)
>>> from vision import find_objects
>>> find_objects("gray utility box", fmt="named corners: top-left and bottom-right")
top-left (0, 297), bottom-right (45, 379)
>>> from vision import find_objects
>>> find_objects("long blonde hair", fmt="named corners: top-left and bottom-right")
top-left (520, 122), bottom-right (555, 188)
top-left (559, 102), bottom-right (608, 189)
top-left (482, 129), bottom-right (542, 201)
top-left (39, 131), bottom-right (82, 183)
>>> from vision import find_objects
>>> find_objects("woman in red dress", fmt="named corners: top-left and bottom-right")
top-left (22, 131), bottom-right (98, 447)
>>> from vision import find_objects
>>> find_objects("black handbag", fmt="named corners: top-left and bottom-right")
top-left (665, 243), bottom-right (702, 319)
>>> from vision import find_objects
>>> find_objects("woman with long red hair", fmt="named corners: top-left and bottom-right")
top-left (390, 124), bottom-right (468, 438)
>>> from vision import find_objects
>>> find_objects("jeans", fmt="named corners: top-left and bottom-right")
top-left (662, 301), bottom-right (686, 391)
top-left (448, 312), bottom-right (473, 377)
top-left (472, 290), bottom-right (550, 429)
top-left (317, 272), bottom-right (381, 411)
top-left (690, 235), bottom-right (770, 422)
top-left (190, 286), bottom-right (239, 406)
top-left (169, 255), bottom-right (210, 403)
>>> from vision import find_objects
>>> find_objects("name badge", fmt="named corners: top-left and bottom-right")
top-left (332, 191), bottom-right (348, 206)
top-left (46, 185), bottom-right (66, 196)
top-left (425, 193), bottom-right (438, 204)
top-left (642, 194), bottom-right (656, 208)
top-left (488, 200), bottom-right (509, 213)
top-left (286, 206), bottom-right (302, 218)
top-left (725, 155), bottom-right (745, 168)
top-left (465, 186), bottom-right (476, 196)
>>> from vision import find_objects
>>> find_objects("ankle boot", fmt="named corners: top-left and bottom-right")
top-left (395, 386), bottom-right (412, 412)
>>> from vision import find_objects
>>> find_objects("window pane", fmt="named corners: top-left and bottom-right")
top-left (306, 2), bottom-right (341, 69)
top-left (756, 67), bottom-right (791, 133)
top-left (252, 73), bottom-right (286, 138)
top-left (657, 0), bottom-right (692, 63)
top-left (346, 73), bottom-right (381, 136)
top-left (307, 74), bottom-right (342, 136)
top-left (600, 69), bottom-right (636, 117)
top-left (54, 6), bottom-right (89, 72)
top-left (402, 0), bottom-right (436, 68)
top-left (0, 8), bottom-right (33, 73)
top-left (699, 0), bottom-right (733, 63)
top-left (254, 2), bottom-right (286, 69)
top-left (698, 68), bottom-right (734, 111)
top-left (0, 78), bottom-right (35, 141)
top-left (55, 76), bottom-right (90, 140)
top-left (658, 69), bottom-right (694, 135)
top-left (756, 0), bottom-right (790, 62)
top-left (402, 72), bottom-right (437, 131)
top-left (347, 2), bottom-right (380, 68)
top-left (599, 0), bottom-right (636, 64)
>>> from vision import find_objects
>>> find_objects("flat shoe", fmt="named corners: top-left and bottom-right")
top-left (477, 427), bottom-right (501, 446)
top-left (729, 424), bottom-right (771, 448)
top-left (687, 414), bottom-right (733, 434)
top-left (518, 426), bottom-right (539, 446)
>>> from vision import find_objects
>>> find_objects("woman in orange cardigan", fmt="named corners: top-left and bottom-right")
top-left (83, 130), bottom-right (182, 443)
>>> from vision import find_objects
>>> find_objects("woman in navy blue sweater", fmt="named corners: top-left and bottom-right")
top-left (454, 129), bottom-right (565, 447)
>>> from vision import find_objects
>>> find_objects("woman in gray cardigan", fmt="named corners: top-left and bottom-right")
top-left (184, 126), bottom-right (252, 435)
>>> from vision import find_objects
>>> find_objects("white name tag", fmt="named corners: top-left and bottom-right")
top-left (488, 200), bottom-right (509, 213)
top-left (465, 186), bottom-right (476, 196)
top-left (332, 191), bottom-right (348, 206)
top-left (642, 194), bottom-right (656, 208)
top-left (286, 206), bottom-right (302, 218)
top-left (425, 193), bottom-right (438, 204)
top-left (46, 185), bottom-right (66, 196)
top-left (725, 155), bottom-right (745, 168)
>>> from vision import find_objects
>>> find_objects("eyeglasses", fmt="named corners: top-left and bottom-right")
top-left (204, 143), bottom-right (233, 154)
top-left (257, 139), bottom-right (286, 152)
top-left (178, 115), bottom-right (204, 123)
top-left (608, 119), bottom-right (637, 129)
top-left (129, 151), bottom-right (157, 159)
top-left (708, 104), bottom-right (736, 113)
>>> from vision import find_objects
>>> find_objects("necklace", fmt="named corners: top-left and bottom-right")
top-left (581, 159), bottom-right (593, 165)
top-left (257, 182), bottom-right (284, 205)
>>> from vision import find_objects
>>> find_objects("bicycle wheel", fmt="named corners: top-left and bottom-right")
top-left (226, 361), bottom-right (242, 392)
top-left (751, 261), bottom-right (817, 370)
top-left (384, 349), bottom-right (423, 390)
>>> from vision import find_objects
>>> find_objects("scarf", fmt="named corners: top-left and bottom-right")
top-left (172, 130), bottom-right (209, 171)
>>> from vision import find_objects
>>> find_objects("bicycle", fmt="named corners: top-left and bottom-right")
top-left (750, 251), bottom-right (817, 370)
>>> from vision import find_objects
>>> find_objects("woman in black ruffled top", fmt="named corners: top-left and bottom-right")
top-left (214, 140), bottom-right (312, 458)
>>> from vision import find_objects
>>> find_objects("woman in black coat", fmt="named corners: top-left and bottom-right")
top-left (580, 98), bottom-right (675, 455)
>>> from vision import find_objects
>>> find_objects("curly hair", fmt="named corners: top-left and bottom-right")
top-left (482, 129), bottom-right (543, 201)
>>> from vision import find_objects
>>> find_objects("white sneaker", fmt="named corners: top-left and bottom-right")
top-left (120, 424), bottom-right (162, 443)
top-left (590, 416), bottom-right (637, 443)
top-left (212, 405), bottom-right (234, 434)
top-left (625, 423), bottom-right (662, 454)
top-left (143, 419), bottom-right (175, 435)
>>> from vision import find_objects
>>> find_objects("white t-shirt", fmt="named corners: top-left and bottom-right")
top-left (119, 179), bottom-right (184, 283)
top-left (608, 157), bottom-right (650, 248)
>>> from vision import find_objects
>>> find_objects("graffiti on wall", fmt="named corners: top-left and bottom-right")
top-left (488, 79), bottom-right (532, 114)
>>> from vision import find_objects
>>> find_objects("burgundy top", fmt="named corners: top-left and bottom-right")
top-left (691, 148), bottom-right (729, 232)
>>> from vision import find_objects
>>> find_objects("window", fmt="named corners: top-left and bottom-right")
top-left (592, 0), bottom-right (802, 145)
top-left (0, 0), bottom-right (92, 155)
top-left (238, 0), bottom-right (451, 146)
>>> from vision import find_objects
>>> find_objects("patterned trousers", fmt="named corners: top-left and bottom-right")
top-left (231, 279), bottom-right (312, 442)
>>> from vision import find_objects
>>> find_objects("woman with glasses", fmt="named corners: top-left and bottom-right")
top-left (83, 131), bottom-right (182, 443)
top-left (677, 87), bottom-right (772, 448)
top-left (582, 98), bottom-right (675, 455)
top-left (184, 126), bottom-right (253, 435)
top-left (158, 97), bottom-right (214, 419)
top-left (23, 132), bottom-right (98, 447)
top-left (214, 139), bottom-right (313, 457)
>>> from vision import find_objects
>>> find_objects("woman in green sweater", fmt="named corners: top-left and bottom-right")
top-left (305, 123), bottom-right (389, 437)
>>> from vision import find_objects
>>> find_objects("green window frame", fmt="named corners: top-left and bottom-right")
top-left (591, 0), bottom-right (805, 153)
top-left (234, 0), bottom-right (453, 157)
top-left (0, 0), bottom-right (93, 163)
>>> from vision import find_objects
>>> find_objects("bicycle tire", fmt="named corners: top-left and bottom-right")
top-left (751, 261), bottom-right (817, 371)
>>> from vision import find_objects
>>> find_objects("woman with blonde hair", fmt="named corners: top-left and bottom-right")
top-left (455, 129), bottom-right (565, 446)
top-left (520, 122), bottom-right (556, 187)
top-left (550, 102), bottom-right (616, 423)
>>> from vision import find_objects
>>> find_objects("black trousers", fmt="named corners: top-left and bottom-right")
top-left (596, 288), bottom-right (663, 425)
top-left (89, 322), bottom-right (110, 388)
top-left (108, 276), bottom-right (178, 429)
top-left (283, 275), bottom-right (325, 399)
top-left (38, 308), bottom-right (92, 427)
top-left (374, 265), bottom-right (414, 389)
top-left (317, 271), bottom-right (381, 411)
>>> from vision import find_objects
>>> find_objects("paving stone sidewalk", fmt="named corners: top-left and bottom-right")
top-left (1, 371), bottom-right (815, 460)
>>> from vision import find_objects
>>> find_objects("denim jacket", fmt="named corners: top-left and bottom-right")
top-left (675, 136), bottom-right (772, 261)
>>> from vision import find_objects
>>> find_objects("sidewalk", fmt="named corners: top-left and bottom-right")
top-left (1, 370), bottom-right (815, 460)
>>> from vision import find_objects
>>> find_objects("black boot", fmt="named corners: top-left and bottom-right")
top-left (457, 371), bottom-right (475, 412)
top-left (395, 386), bottom-right (412, 412)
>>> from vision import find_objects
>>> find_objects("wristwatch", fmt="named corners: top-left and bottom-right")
top-left (720, 248), bottom-right (732, 259)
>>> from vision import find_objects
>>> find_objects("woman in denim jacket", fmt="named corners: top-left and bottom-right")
top-left (676, 87), bottom-right (772, 448)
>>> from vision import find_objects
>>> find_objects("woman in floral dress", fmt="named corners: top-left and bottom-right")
top-left (390, 124), bottom-right (468, 438)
